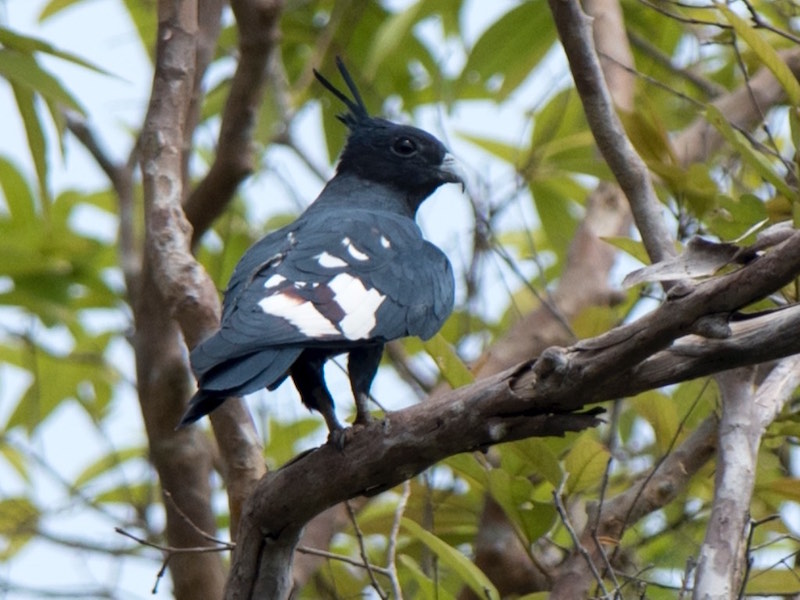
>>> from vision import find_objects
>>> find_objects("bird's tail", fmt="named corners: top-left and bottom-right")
top-left (178, 343), bottom-right (303, 427)
top-left (178, 390), bottom-right (227, 428)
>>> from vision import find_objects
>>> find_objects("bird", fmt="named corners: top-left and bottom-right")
top-left (179, 57), bottom-right (464, 444)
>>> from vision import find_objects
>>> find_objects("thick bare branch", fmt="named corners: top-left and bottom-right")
top-left (693, 356), bottom-right (800, 598)
top-left (184, 0), bottom-right (285, 244)
top-left (135, 2), bottom-right (233, 596)
top-left (547, 0), bottom-right (675, 263)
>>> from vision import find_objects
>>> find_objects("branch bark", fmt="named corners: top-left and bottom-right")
top-left (547, 0), bottom-right (675, 264)
top-left (693, 356), bottom-right (800, 599)
top-left (184, 0), bottom-right (285, 244)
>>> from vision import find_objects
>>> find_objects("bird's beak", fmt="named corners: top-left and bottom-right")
top-left (439, 153), bottom-right (467, 192)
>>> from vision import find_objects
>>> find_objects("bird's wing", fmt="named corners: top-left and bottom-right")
top-left (192, 209), bottom-right (454, 374)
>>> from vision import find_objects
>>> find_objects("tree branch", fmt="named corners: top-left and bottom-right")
top-left (547, 0), bottom-right (675, 264)
top-left (694, 355), bottom-right (800, 597)
top-left (184, 0), bottom-right (285, 244)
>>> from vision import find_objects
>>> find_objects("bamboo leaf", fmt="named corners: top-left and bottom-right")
top-left (401, 518), bottom-right (499, 600)
top-left (717, 3), bottom-right (800, 106)
top-left (705, 104), bottom-right (795, 201)
top-left (422, 333), bottom-right (474, 388)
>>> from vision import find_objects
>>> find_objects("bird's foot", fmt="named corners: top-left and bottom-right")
top-left (327, 415), bottom-right (373, 450)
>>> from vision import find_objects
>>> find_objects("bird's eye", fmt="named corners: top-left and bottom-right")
top-left (391, 137), bottom-right (418, 157)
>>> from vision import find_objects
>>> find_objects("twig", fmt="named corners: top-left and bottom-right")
top-left (553, 481), bottom-right (609, 597)
top-left (163, 490), bottom-right (235, 548)
top-left (346, 499), bottom-right (388, 599)
top-left (386, 481), bottom-right (411, 600)
top-left (114, 527), bottom-right (232, 593)
top-left (296, 545), bottom-right (393, 577)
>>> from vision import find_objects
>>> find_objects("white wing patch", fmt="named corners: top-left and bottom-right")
top-left (316, 251), bottom-right (347, 269)
top-left (342, 237), bottom-right (370, 261)
top-left (258, 293), bottom-right (339, 337)
top-left (328, 273), bottom-right (386, 340)
top-left (264, 274), bottom-right (286, 288)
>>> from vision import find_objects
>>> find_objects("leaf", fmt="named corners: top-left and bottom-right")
top-left (0, 497), bottom-right (39, 559)
top-left (73, 447), bottom-right (145, 488)
top-left (401, 518), bottom-right (500, 600)
top-left (705, 104), bottom-right (795, 201)
top-left (530, 180), bottom-right (580, 265)
top-left (744, 568), bottom-right (800, 595)
top-left (458, 0), bottom-right (555, 100)
top-left (718, 4), bottom-right (800, 106)
top-left (422, 333), bottom-right (474, 388)
top-left (0, 155), bottom-right (37, 225)
top-left (486, 469), bottom-right (556, 546)
top-left (630, 390), bottom-right (680, 454)
top-left (38, 0), bottom-right (84, 22)
top-left (121, 0), bottom-right (158, 62)
top-left (601, 236), bottom-right (650, 265)
top-left (10, 83), bottom-right (51, 210)
top-left (563, 432), bottom-right (609, 493)
top-left (707, 193), bottom-right (768, 242)
top-left (364, 1), bottom-right (426, 79)
top-left (499, 438), bottom-right (563, 487)
top-left (398, 554), bottom-right (457, 600)
top-left (0, 27), bottom-right (113, 76)
top-left (0, 49), bottom-right (85, 113)
top-left (457, 131), bottom-right (523, 165)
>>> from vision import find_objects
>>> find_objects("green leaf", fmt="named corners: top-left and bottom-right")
top-left (718, 4), bottom-right (800, 106)
top-left (364, 1), bottom-right (426, 79)
top-left (401, 518), bottom-right (500, 600)
top-left (0, 497), bottom-right (39, 559)
top-left (398, 554), bottom-right (457, 600)
top-left (707, 193), bottom-right (768, 242)
top-left (486, 469), bottom-right (557, 546)
top-left (444, 453), bottom-right (488, 491)
top-left (121, 0), bottom-right (158, 62)
top-left (0, 49), bottom-right (85, 113)
top-left (38, 0), bottom-right (84, 22)
top-left (563, 432), bottom-right (610, 493)
top-left (601, 236), bottom-right (651, 265)
top-left (459, 0), bottom-right (555, 100)
top-left (630, 390), bottom-right (680, 454)
top-left (73, 447), bottom-right (145, 488)
top-left (705, 104), bottom-right (795, 201)
top-left (422, 333), bottom-right (474, 388)
top-left (744, 568), bottom-right (800, 596)
top-left (530, 179), bottom-right (579, 265)
top-left (457, 131), bottom-right (523, 165)
top-left (0, 155), bottom-right (37, 225)
top-left (0, 27), bottom-right (113, 76)
top-left (10, 83), bottom-right (51, 210)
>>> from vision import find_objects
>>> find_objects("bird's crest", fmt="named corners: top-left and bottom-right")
top-left (313, 57), bottom-right (370, 129)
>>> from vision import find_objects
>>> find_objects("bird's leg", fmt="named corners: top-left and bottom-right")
top-left (290, 356), bottom-right (344, 444)
top-left (348, 343), bottom-right (384, 425)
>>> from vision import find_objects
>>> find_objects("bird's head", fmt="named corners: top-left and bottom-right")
top-left (314, 58), bottom-right (464, 210)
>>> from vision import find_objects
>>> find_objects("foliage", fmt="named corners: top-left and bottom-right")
top-left (1, 0), bottom-right (800, 598)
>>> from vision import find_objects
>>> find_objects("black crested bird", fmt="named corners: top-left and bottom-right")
top-left (180, 58), bottom-right (463, 442)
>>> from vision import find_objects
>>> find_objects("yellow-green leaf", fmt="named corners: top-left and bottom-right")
top-left (718, 3), bottom-right (800, 106)
top-left (401, 518), bottom-right (500, 600)
top-left (422, 333), bottom-right (473, 388)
